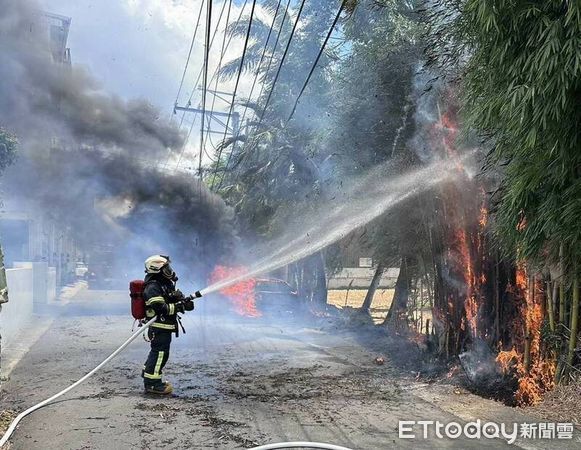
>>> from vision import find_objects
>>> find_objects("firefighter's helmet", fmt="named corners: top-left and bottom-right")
top-left (144, 255), bottom-right (175, 279)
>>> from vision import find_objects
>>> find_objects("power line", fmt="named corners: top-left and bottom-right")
top-left (176, 0), bottom-right (230, 130)
top-left (199, 0), bottom-right (213, 178)
top-left (287, 0), bottom-right (347, 123)
top-left (172, 0), bottom-right (205, 116)
top-left (220, 0), bottom-right (347, 191)
top-left (159, 0), bottom-right (205, 169)
top-left (207, 0), bottom-right (284, 170)
top-left (207, 0), bottom-right (249, 87)
top-left (171, 0), bottom-right (231, 172)
top-left (202, 0), bottom-right (240, 150)
top-left (172, 0), bottom-right (247, 172)
top-left (237, 0), bottom-right (284, 133)
top-left (252, 0), bottom-right (293, 120)
top-left (214, 0), bottom-right (296, 190)
top-left (209, 0), bottom-right (258, 187)
top-left (257, 0), bottom-right (307, 128)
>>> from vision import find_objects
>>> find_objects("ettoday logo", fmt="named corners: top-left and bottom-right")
top-left (398, 420), bottom-right (574, 444)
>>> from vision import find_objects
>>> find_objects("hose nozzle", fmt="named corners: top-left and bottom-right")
top-left (194, 290), bottom-right (202, 298)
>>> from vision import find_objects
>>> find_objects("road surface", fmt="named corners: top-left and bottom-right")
top-left (0, 289), bottom-right (579, 449)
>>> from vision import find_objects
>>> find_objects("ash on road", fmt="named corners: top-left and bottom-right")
top-left (0, 290), bottom-right (576, 449)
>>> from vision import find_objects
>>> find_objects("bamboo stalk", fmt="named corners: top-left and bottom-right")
top-left (546, 280), bottom-right (556, 333)
top-left (565, 275), bottom-right (579, 373)
top-left (523, 275), bottom-right (532, 372)
top-left (559, 244), bottom-right (566, 324)
top-left (494, 259), bottom-right (500, 340)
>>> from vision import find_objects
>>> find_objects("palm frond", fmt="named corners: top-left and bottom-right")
top-left (226, 17), bottom-right (270, 43)
top-left (218, 49), bottom-right (264, 80)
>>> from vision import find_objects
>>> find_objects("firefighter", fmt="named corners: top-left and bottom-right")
top-left (141, 255), bottom-right (194, 395)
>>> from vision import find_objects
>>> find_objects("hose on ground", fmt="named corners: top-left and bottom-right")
top-left (249, 443), bottom-right (354, 450)
top-left (0, 317), bottom-right (158, 448)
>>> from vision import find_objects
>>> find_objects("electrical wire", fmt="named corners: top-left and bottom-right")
top-left (209, 0), bottom-right (258, 186)
top-left (202, 0), bottom-right (238, 150)
top-left (214, 0), bottom-right (293, 190)
top-left (171, 0), bottom-right (230, 173)
top-left (173, 0), bottom-right (247, 172)
top-left (256, 0), bottom-right (307, 128)
top-left (164, 0), bottom-right (227, 171)
top-left (213, 0), bottom-right (290, 190)
top-left (228, 0), bottom-right (346, 185)
top-left (286, 0), bottom-right (347, 123)
top-left (172, 0), bottom-right (206, 116)
top-left (176, 0), bottom-right (227, 129)
top-left (199, 0), bottom-right (213, 177)
top-left (237, 0), bottom-right (284, 131)
top-left (180, 0), bottom-right (244, 130)
top-left (252, 0), bottom-right (293, 118)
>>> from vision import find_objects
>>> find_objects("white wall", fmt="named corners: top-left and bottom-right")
top-left (47, 267), bottom-right (56, 302)
top-left (1, 267), bottom-right (33, 348)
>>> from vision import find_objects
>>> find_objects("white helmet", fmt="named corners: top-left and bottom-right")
top-left (144, 255), bottom-right (175, 279)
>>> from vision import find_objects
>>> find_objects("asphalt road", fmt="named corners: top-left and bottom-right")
top-left (0, 290), bottom-right (579, 449)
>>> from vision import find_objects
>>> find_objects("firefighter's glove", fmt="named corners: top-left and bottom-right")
top-left (175, 298), bottom-right (194, 313)
top-left (169, 289), bottom-right (185, 302)
top-left (183, 297), bottom-right (195, 311)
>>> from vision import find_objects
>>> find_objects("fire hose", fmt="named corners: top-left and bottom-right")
top-left (0, 292), bottom-right (190, 449)
top-left (249, 443), bottom-right (353, 450)
top-left (0, 315), bottom-right (160, 448)
top-left (0, 290), bottom-right (353, 450)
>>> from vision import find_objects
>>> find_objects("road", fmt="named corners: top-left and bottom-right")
top-left (0, 289), bottom-right (579, 449)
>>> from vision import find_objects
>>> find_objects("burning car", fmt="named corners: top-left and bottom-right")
top-left (254, 278), bottom-right (298, 316)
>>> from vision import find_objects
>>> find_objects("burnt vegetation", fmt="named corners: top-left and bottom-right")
top-left (204, 0), bottom-right (581, 409)
top-left (0, 0), bottom-right (579, 412)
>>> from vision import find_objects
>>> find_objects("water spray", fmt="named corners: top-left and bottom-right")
top-left (202, 154), bottom-right (473, 296)
top-left (0, 155), bottom-right (473, 447)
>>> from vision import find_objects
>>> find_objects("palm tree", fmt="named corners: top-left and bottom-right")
top-left (209, 0), bottom-right (346, 308)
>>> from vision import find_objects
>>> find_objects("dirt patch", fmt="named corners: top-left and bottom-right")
top-left (221, 366), bottom-right (402, 403)
top-left (0, 409), bottom-right (16, 436)
top-left (527, 379), bottom-right (581, 426)
top-left (133, 400), bottom-right (261, 447)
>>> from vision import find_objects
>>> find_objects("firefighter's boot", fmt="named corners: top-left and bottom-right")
top-left (144, 381), bottom-right (173, 395)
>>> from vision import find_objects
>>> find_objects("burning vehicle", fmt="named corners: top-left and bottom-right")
top-left (209, 266), bottom-right (299, 318)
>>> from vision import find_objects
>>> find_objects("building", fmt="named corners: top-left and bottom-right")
top-left (0, 10), bottom-right (78, 286)
top-left (0, 11), bottom-right (76, 354)
top-left (32, 11), bottom-right (72, 64)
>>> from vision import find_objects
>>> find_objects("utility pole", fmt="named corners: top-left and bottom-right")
top-left (173, 105), bottom-right (240, 138)
top-left (173, 88), bottom-right (240, 175)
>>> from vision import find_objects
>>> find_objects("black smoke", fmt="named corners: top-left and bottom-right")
top-left (0, 0), bottom-right (237, 281)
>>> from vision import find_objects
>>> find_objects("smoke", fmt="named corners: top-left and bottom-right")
top-left (0, 0), bottom-right (237, 282)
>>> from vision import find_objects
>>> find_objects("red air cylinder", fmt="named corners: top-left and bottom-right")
top-left (130, 279), bottom-right (146, 320)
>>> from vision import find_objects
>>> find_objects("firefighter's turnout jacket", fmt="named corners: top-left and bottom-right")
top-left (143, 273), bottom-right (180, 333)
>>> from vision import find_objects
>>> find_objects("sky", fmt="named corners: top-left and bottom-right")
top-left (40, 0), bottom-right (261, 170)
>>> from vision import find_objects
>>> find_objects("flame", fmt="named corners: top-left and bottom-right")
top-left (209, 265), bottom-right (261, 318)
top-left (432, 100), bottom-right (555, 406)
top-left (455, 228), bottom-right (479, 337)
top-left (496, 348), bottom-right (520, 376)
top-left (495, 266), bottom-right (555, 406)
top-left (478, 205), bottom-right (488, 228)
top-left (433, 104), bottom-right (487, 340)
